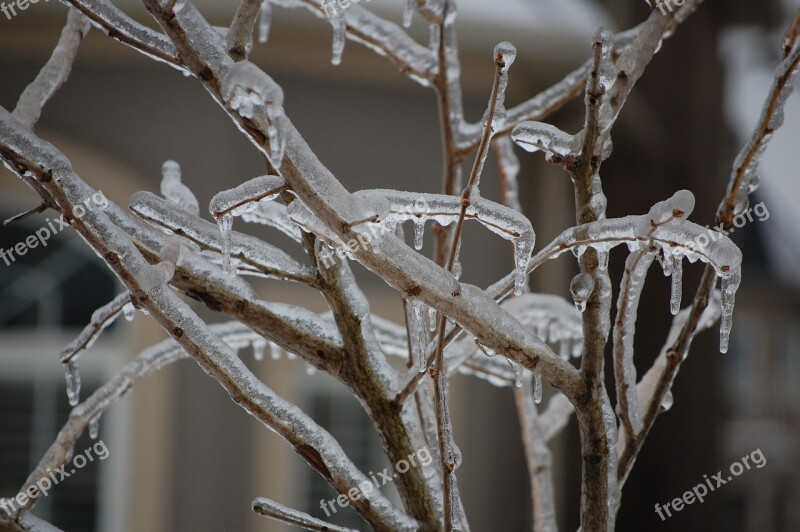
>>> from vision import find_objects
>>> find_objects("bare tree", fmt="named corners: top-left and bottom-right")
top-left (1, 1), bottom-right (798, 530)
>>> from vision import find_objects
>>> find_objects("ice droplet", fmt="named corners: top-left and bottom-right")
top-left (476, 340), bottom-right (496, 357)
top-left (64, 361), bottom-right (81, 407)
top-left (253, 339), bottom-right (267, 361)
top-left (258, 1), bottom-right (272, 44)
top-left (402, 0), bottom-right (414, 27)
top-left (122, 302), bottom-right (135, 321)
top-left (217, 214), bottom-right (234, 274)
top-left (670, 256), bottom-right (683, 315)
top-left (413, 219), bottom-right (425, 250)
top-left (88, 415), bottom-right (100, 440)
top-left (660, 390), bottom-right (674, 412)
top-left (533, 373), bottom-right (543, 404)
top-left (570, 273), bottom-right (595, 313)
top-left (444, 441), bottom-right (462, 471)
top-left (330, 15), bottom-right (346, 65)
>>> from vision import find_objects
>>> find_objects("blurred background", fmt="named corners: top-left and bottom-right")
top-left (0, 0), bottom-right (799, 530)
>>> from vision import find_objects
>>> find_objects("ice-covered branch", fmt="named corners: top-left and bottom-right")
top-left (60, 292), bottom-right (132, 365)
top-left (514, 376), bottom-right (557, 532)
top-left (227, 0), bottom-right (265, 60)
top-left (270, 0), bottom-right (436, 84)
top-left (616, 291), bottom-right (722, 485)
top-left (718, 10), bottom-right (800, 226)
top-left (12, 10), bottom-right (91, 130)
top-left (62, 0), bottom-right (181, 67)
top-left (139, 0), bottom-right (581, 404)
top-left (315, 241), bottom-right (443, 525)
top-left (252, 497), bottom-right (358, 532)
top-left (129, 192), bottom-right (315, 285)
top-left (0, 110), bottom-right (416, 530)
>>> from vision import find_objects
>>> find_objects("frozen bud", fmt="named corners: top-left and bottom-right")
top-left (570, 273), bottom-right (595, 313)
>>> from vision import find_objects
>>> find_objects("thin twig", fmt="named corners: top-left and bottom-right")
top-left (227, 0), bottom-right (265, 60)
top-left (12, 9), bottom-right (91, 130)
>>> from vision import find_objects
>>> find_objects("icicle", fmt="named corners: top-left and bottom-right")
top-left (670, 256), bottom-right (683, 315)
top-left (569, 273), bottom-right (595, 312)
top-left (122, 302), bottom-right (135, 321)
top-left (413, 219), bottom-right (425, 250)
top-left (511, 360), bottom-right (523, 388)
top-left (719, 272), bottom-right (741, 353)
top-left (88, 415), bottom-right (100, 440)
top-left (269, 342), bottom-right (281, 360)
top-left (513, 234), bottom-right (533, 296)
top-left (428, 306), bottom-right (437, 332)
top-left (258, 1), bottom-right (272, 44)
top-left (160, 160), bottom-right (199, 216)
top-left (330, 14), bottom-right (346, 65)
top-left (571, 338), bottom-right (583, 358)
top-left (266, 104), bottom-right (285, 168)
top-left (533, 373), bottom-right (543, 404)
top-left (409, 299), bottom-right (427, 373)
top-left (402, 0), bottom-right (414, 27)
top-left (64, 361), bottom-right (81, 407)
top-left (253, 339), bottom-right (267, 361)
top-left (660, 390), bottom-right (674, 412)
top-left (559, 339), bottom-right (570, 360)
top-left (217, 213), bottom-right (234, 274)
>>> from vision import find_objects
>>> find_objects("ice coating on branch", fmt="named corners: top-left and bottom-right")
top-left (266, 105), bottom-right (286, 167)
top-left (330, 13), bottom-right (346, 65)
top-left (488, 41), bottom-right (516, 133)
top-left (502, 293), bottom-right (584, 360)
top-left (511, 121), bottom-right (577, 162)
top-left (403, 0), bottom-right (414, 27)
top-left (160, 160), bottom-right (199, 216)
top-left (636, 189), bottom-right (695, 235)
top-left (595, 28), bottom-right (616, 92)
top-left (88, 414), bottom-right (100, 440)
top-left (64, 360), bottom-right (81, 406)
top-left (258, 1), bottom-right (272, 44)
top-left (222, 60), bottom-right (283, 120)
top-left (210, 175), bottom-right (287, 219)
top-left (569, 273), bottom-right (595, 312)
top-left (533, 373), bottom-right (543, 404)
